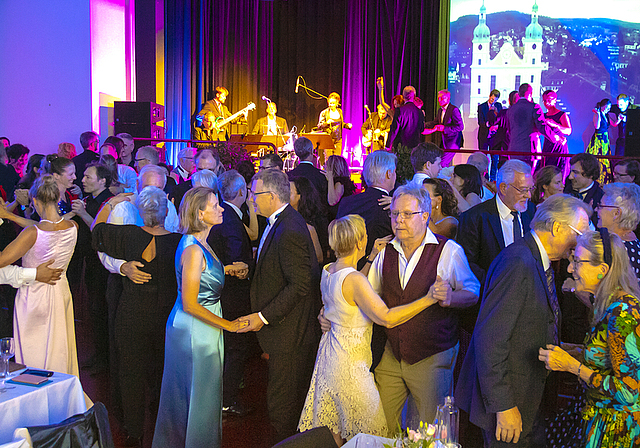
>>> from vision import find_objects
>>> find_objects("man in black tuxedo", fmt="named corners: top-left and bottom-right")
top-left (564, 153), bottom-right (603, 225)
top-left (208, 170), bottom-right (256, 417)
top-left (169, 149), bottom-right (220, 209)
top-left (457, 160), bottom-right (536, 287)
top-left (239, 168), bottom-right (320, 442)
top-left (456, 194), bottom-right (590, 447)
top-left (425, 90), bottom-right (464, 166)
top-left (386, 85), bottom-right (425, 152)
top-left (73, 131), bottom-right (100, 195)
top-left (287, 137), bottom-right (328, 209)
top-left (477, 89), bottom-right (502, 150)
top-left (507, 83), bottom-right (549, 164)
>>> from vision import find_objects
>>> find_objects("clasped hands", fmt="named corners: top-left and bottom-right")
top-left (427, 275), bottom-right (452, 307)
top-left (224, 261), bottom-right (249, 279)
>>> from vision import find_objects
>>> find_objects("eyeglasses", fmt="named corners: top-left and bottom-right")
top-left (566, 223), bottom-right (583, 236)
top-left (568, 254), bottom-right (591, 267)
top-left (388, 210), bottom-right (423, 220)
top-left (249, 190), bottom-right (273, 197)
top-left (508, 184), bottom-right (535, 195)
top-left (595, 204), bottom-right (620, 211)
top-left (614, 171), bottom-right (630, 177)
top-left (134, 158), bottom-right (148, 163)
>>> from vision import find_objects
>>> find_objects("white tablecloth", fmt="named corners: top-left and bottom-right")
top-left (343, 433), bottom-right (395, 448)
top-left (0, 372), bottom-right (87, 444)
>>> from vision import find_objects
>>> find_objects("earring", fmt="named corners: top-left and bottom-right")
top-left (436, 205), bottom-right (439, 209)
top-left (597, 273), bottom-right (604, 279)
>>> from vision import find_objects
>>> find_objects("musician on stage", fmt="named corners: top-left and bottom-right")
top-left (252, 102), bottom-right (289, 136)
top-left (193, 112), bottom-right (221, 149)
top-left (317, 92), bottom-right (352, 161)
top-left (197, 86), bottom-right (248, 141)
top-left (361, 104), bottom-right (391, 153)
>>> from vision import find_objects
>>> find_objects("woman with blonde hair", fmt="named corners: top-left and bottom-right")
top-left (299, 214), bottom-right (437, 446)
top-left (57, 142), bottom-right (76, 159)
top-left (539, 229), bottom-right (640, 447)
top-left (153, 187), bottom-right (248, 448)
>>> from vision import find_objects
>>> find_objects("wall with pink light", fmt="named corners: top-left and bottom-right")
top-left (0, 0), bottom-right (133, 155)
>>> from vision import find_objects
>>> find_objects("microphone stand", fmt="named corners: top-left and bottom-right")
top-left (296, 77), bottom-right (328, 100)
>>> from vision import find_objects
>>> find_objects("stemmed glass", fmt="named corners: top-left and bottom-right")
top-left (0, 337), bottom-right (15, 390)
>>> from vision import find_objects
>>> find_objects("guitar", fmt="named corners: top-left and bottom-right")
top-left (362, 128), bottom-right (389, 148)
top-left (213, 102), bottom-right (256, 133)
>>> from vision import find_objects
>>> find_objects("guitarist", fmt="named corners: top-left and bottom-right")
top-left (317, 92), bottom-right (352, 164)
top-left (197, 86), bottom-right (249, 141)
top-left (361, 104), bottom-right (391, 153)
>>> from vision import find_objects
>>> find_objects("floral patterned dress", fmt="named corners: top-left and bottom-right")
top-left (581, 295), bottom-right (640, 447)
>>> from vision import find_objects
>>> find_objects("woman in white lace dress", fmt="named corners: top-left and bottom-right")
top-left (298, 215), bottom-right (436, 446)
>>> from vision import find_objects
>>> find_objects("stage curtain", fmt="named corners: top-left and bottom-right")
top-left (164, 0), bottom-right (447, 162)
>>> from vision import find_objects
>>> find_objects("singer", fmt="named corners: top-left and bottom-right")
top-left (317, 92), bottom-right (352, 164)
top-left (361, 104), bottom-right (392, 153)
top-left (252, 102), bottom-right (289, 136)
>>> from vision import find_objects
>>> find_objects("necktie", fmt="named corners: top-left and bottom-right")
top-left (511, 211), bottom-right (522, 242)
top-left (545, 267), bottom-right (560, 344)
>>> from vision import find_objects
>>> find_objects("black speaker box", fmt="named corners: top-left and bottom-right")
top-left (114, 101), bottom-right (165, 141)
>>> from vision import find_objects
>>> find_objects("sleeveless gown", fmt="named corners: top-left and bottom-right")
top-left (152, 235), bottom-right (225, 448)
top-left (14, 225), bottom-right (79, 376)
top-left (298, 266), bottom-right (387, 440)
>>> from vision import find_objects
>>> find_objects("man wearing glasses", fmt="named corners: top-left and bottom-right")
top-left (457, 160), bottom-right (537, 289)
top-left (366, 185), bottom-right (479, 430)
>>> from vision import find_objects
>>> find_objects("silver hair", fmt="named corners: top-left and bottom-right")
top-left (253, 168), bottom-right (290, 203)
top-left (530, 194), bottom-right (590, 232)
top-left (602, 182), bottom-right (640, 230)
top-left (467, 152), bottom-right (489, 173)
top-left (138, 164), bottom-right (167, 189)
top-left (497, 159), bottom-right (532, 186)
top-left (136, 146), bottom-right (160, 165)
top-left (115, 132), bottom-right (133, 143)
top-left (363, 150), bottom-right (397, 187)
top-left (135, 186), bottom-right (168, 228)
top-left (192, 169), bottom-right (218, 191)
top-left (391, 184), bottom-right (431, 214)
top-left (217, 169), bottom-right (246, 202)
top-left (178, 147), bottom-right (195, 160)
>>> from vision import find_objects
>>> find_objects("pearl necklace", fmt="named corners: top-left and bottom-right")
top-left (40, 217), bottom-right (64, 224)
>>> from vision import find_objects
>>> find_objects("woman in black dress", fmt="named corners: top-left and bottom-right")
top-left (92, 186), bottom-right (183, 446)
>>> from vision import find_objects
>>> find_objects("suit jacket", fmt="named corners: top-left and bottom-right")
top-left (564, 180), bottom-right (603, 225)
top-left (72, 150), bottom-right (99, 194)
top-left (477, 101), bottom-right (502, 149)
top-left (252, 116), bottom-right (289, 135)
top-left (457, 196), bottom-right (536, 285)
top-left (169, 179), bottom-right (193, 210)
top-left (208, 202), bottom-right (254, 319)
top-left (386, 102), bottom-right (424, 150)
top-left (455, 233), bottom-right (557, 434)
top-left (427, 104), bottom-right (464, 149)
top-left (249, 205), bottom-right (321, 353)
top-left (287, 162), bottom-right (329, 209)
top-left (337, 187), bottom-right (393, 260)
top-left (507, 99), bottom-right (548, 153)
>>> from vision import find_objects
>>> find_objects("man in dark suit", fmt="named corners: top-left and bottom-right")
top-left (208, 170), bottom-right (256, 417)
top-left (239, 168), bottom-right (320, 443)
top-left (507, 83), bottom-right (549, 164)
top-left (72, 131), bottom-right (100, 195)
top-left (425, 90), bottom-right (464, 167)
top-left (287, 137), bottom-right (328, 210)
top-left (457, 160), bottom-right (536, 287)
top-left (564, 153), bottom-right (603, 225)
top-left (455, 194), bottom-right (590, 447)
top-left (252, 102), bottom-right (289, 136)
top-left (386, 86), bottom-right (425, 152)
top-left (337, 150), bottom-right (395, 265)
top-left (477, 89), bottom-right (503, 150)
top-left (169, 149), bottom-right (220, 209)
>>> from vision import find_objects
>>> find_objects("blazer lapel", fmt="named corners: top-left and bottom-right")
top-left (488, 198), bottom-right (506, 251)
top-left (256, 205), bottom-right (288, 269)
top-left (524, 233), bottom-right (553, 307)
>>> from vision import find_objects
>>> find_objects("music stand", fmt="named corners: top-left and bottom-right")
top-left (301, 133), bottom-right (335, 166)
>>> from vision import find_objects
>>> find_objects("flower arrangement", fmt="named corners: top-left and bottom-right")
top-left (383, 421), bottom-right (445, 448)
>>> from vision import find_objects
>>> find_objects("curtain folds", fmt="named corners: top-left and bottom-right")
top-left (164, 0), bottom-right (448, 162)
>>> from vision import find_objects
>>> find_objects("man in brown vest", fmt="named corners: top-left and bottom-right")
top-left (368, 185), bottom-right (480, 431)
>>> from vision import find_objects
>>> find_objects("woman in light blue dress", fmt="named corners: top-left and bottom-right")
top-left (153, 187), bottom-right (249, 448)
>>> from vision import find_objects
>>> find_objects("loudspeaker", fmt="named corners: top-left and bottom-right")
top-left (625, 107), bottom-right (640, 157)
top-left (114, 101), bottom-right (165, 141)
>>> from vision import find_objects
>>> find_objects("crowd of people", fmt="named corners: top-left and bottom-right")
top-left (0, 92), bottom-right (639, 448)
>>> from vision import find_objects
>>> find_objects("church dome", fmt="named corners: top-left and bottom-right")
top-left (473, 3), bottom-right (490, 41)
top-left (526, 21), bottom-right (543, 40)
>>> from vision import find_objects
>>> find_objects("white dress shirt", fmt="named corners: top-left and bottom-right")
top-left (496, 193), bottom-right (524, 247)
top-left (411, 172), bottom-right (430, 187)
top-left (0, 265), bottom-right (36, 288)
top-left (368, 227), bottom-right (480, 297)
top-left (117, 164), bottom-right (138, 193)
top-left (530, 230), bottom-right (550, 271)
top-left (98, 196), bottom-right (180, 274)
top-left (224, 201), bottom-right (243, 220)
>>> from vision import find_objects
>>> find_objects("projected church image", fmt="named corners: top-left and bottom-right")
top-left (469, 1), bottom-right (548, 117)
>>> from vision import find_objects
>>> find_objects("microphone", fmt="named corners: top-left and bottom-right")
top-left (261, 95), bottom-right (271, 103)
top-left (295, 78), bottom-right (299, 94)
top-left (364, 104), bottom-right (371, 113)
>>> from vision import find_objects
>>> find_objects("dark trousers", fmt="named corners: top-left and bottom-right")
top-left (266, 343), bottom-right (318, 443)
top-left (106, 273), bottom-right (124, 422)
top-left (222, 330), bottom-right (256, 406)
top-left (482, 410), bottom-right (545, 448)
top-left (85, 258), bottom-right (109, 363)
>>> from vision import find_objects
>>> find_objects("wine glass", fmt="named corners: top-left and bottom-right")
top-left (0, 337), bottom-right (15, 389)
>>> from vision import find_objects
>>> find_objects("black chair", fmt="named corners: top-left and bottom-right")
top-left (271, 427), bottom-right (339, 448)
top-left (26, 402), bottom-right (114, 448)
